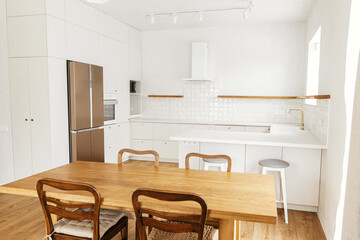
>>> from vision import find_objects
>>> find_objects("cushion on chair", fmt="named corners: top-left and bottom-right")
top-left (202, 158), bottom-right (228, 164)
top-left (147, 223), bottom-right (218, 240)
top-left (258, 159), bottom-right (290, 168)
top-left (53, 208), bottom-right (126, 238)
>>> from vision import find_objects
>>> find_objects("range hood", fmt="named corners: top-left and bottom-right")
top-left (182, 42), bottom-right (213, 81)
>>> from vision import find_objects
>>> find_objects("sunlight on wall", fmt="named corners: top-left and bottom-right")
top-left (334, 0), bottom-right (360, 238)
top-left (306, 27), bottom-right (321, 105)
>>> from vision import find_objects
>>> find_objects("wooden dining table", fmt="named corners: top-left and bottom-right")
top-left (0, 161), bottom-right (277, 239)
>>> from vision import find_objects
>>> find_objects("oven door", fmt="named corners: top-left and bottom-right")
top-left (104, 94), bottom-right (118, 125)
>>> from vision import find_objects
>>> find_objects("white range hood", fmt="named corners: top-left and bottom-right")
top-left (182, 42), bottom-right (213, 81)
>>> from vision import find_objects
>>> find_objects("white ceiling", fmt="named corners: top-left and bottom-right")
top-left (81, 0), bottom-right (317, 31)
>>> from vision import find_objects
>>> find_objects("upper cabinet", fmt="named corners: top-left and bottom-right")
top-left (128, 46), bottom-right (142, 81)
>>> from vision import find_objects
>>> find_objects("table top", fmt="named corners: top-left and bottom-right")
top-left (0, 161), bottom-right (277, 224)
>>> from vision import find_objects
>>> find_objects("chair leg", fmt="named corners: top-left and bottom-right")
top-left (280, 168), bottom-right (288, 224)
top-left (122, 221), bottom-right (128, 240)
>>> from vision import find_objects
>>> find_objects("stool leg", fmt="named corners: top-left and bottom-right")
top-left (261, 167), bottom-right (267, 175)
top-left (280, 168), bottom-right (288, 224)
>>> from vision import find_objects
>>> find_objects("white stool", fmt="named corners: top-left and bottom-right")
top-left (259, 159), bottom-right (290, 224)
top-left (203, 158), bottom-right (228, 172)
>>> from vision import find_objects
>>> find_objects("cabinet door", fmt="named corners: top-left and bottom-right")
top-left (245, 126), bottom-right (270, 133)
top-left (128, 46), bottom-right (141, 80)
top-left (215, 125), bottom-right (245, 132)
top-left (153, 123), bottom-right (181, 140)
top-left (245, 145), bottom-right (282, 174)
top-left (9, 58), bottom-right (32, 179)
top-left (105, 143), bottom-right (118, 164)
top-left (132, 122), bottom-right (152, 139)
top-left (117, 122), bottom-right (130, 152)
top-left (180, 124), bottom-right (215, 131)
top-left (132, 139), bottom-right (153, 151)
top-left (283, 147), bottom-right (321, 206)
top-left (153, 140), bottom-right (178, 161)
top-left (104, 124), bottom-right (117, 146)
top-left (200, 143), bottom-right (245, 173)
top-left (28, 58), bottom-right (52, 174)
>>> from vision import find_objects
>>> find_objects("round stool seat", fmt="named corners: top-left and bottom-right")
top-left (202, 158), bottom-right (228, 164)
top-left (258, 159), bottom-right (290, 168)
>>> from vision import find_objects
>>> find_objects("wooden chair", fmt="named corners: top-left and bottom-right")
top-left (118, 148), bottom-right (160, 167)
top-left (185, 153), bottom-right (232, 172)
top-left (37, 178), bottom-right (128, 240)
top-left (132, 188), bottom-right (218, 240)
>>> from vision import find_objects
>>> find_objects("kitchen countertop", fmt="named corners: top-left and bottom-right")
top-left (170, 129), bottom-right (327, 149)
top-left (129, 117), bottom-right (295, 127)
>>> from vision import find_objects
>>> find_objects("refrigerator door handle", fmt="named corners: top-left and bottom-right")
top-left (70, 126), bottom-right (104, 134)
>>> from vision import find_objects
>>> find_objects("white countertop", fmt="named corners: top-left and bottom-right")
top-left (170, 129), bottom-right (327, 149)
top-left (130, 117), bottom-right (292, 127)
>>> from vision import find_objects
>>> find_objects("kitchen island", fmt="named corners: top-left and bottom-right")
top-left (170, 128), bottom-right (327, 212)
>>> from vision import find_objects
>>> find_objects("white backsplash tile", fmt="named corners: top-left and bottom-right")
top-left (142, 82), bottom-right (329, 143)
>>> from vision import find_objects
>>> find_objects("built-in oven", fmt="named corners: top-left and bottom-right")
top-left (104, 94), bottom-right (118, 125)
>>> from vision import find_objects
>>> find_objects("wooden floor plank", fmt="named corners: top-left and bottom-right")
top-left (0, 160), bottom-right (326, 240)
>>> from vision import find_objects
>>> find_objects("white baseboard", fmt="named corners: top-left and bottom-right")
top-left (277, 203), bottom-right (318, 212)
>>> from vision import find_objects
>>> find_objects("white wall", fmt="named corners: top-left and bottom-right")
top-left (0, 0), bottom-right (14, 184)
top-left (307, 0), bottom-right (357, 239)
top-left (142, 23), bottom-right (306, 96)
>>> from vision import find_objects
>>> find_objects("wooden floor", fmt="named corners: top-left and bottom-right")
top-left (0, 160), bottom-right (326, 239)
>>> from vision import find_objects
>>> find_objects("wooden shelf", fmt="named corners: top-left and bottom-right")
top-left (217, 95), bottom-right (330, 100)
top-left (148, 95), bottom-right (184, 98)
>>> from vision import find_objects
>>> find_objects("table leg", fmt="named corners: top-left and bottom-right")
top-left (219, 219), bottom-right (241, 240)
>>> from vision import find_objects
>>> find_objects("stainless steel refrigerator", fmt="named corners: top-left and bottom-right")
top-left (67, 61), bottom-right (104, 162)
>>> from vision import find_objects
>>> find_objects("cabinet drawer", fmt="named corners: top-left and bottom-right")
top-left (132, 122), bottom-right (152, 139)
top-left (245, 126), bottom-right (270, 133)
top-left (215, 125), bottom-right (245, 132)
top-left (153, 123), bottom-right (181, 140)
top-left (153, 140), bottom-right (178, 160)
top-left (132, 139), bottom-right (153, 151)
top-left (180, 124), bottom-right (215, 131)
top-left (104, 124), bottom-right (119, 146)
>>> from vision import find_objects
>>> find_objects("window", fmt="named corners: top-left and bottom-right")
top-left (306, 27), bottom-right (322, 105)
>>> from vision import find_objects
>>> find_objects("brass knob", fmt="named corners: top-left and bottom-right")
top-left (109, 126), bottom-right (111, 129)
top-left (115, 90), bottom-right (118, 92)
top-left (141, 141), bottom-right (144, 143)
top-left (31, 119), bottom-right (34, 122)
top-left (118, 125), bottom-right (120, 127)
top-left (164, 142), bottom-right (167, 144)
top-left (25, 118), bottom-right (28, 121)
top-left (109, 146), bottom-right (111, 149)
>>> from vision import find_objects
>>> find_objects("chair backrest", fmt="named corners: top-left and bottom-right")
top-left (132, 188), bottom-right (208, 240)
top-left (118, 148), bottom-right (160, 167)
top-left (185, 152), bottom-right (232, 172)
top-left (36, 178), bottom-right (101, 240)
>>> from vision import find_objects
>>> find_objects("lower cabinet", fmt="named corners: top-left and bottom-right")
top-left (104, 122), bottom-right (130, 163)
top-left (153, 140), bottom-right (179, 162)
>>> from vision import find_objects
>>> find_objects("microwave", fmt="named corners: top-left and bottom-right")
top-left (104, 94), bottom-right (118, 125)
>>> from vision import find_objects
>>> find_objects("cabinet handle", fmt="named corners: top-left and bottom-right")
top-left (109, 126), bottom-right (111, 129)
top-left (115, 90), bottom-right (118, 92)
top-left (109, 146), bottom-right (111, 149)
top-left (228, 127), bottom-right (231, 129)
top-left (31, 119), bottom-right (34, 122)
top-left (25, 118), bottom-right (28, 121)
top-left (141, 141), bottom-right (143, 143)
top-left (118, 125), bottom-right (120, 127)
top-left (164, 142), bottom-right (167, 144)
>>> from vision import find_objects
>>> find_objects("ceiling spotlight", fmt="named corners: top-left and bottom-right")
top-left (150, 14), bottom-right (155, 24)
top-left (173, 13), bottom-right (178, 24)
top-left (199, 11), bottom-right (203, 22)
top-left (243, 10), bottom-right (249, 20)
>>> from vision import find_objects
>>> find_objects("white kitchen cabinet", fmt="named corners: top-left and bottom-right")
top-left (9, 58), bottom-right (52, 179)
top-left (245, 126), bottom-right (271, 133)
top-left (178, 141), bottom-right (200, 169)
top-left (180, 124), bottom-right (215, 131)
top-left (245, 145), bottom-right (282, 174)
top-left (9, 58), bottom-right (32, 179)
top-left (283, 147), bottom-right (321, 207)
top-left (7, 15), bottom-right (47, 57)
top-left (104, 122), bottom-right (130, 163)
top-left (153, 140), bottom-right (178, 161)
top-left (128, 46), bottom-right (141, 81)
top-left (200, 143), bottom-right (246, 172)
top-left (132, 139), bottom-right (153, 151)
top-left (153, 123), bottom-right (181, 140)
top-left (215, 125), bottom-right (245, 132)
top-left (131, 122), bottom-right (152, 139)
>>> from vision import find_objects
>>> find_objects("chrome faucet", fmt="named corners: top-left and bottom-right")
top-left (288, 108), bottom-right (304, 130)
